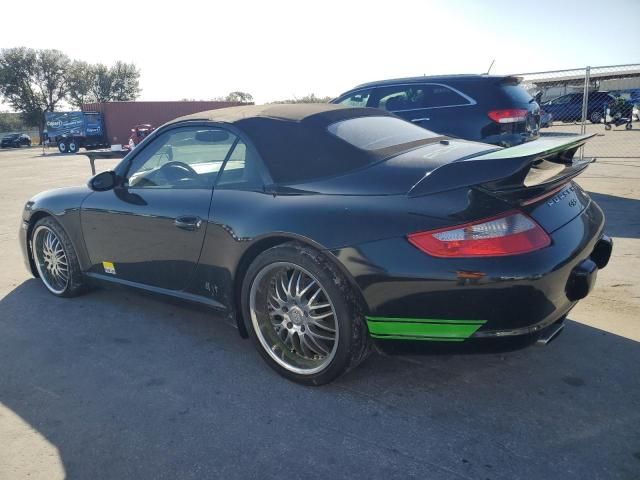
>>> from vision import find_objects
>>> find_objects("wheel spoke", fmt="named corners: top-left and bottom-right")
top-left (295, 270), bottom-right (303, 297)
top-left (310, 320), bottom-right (336, 333)
top-left (308, 303), bottom-right (330, 310)
top-left (287, 270), bottom-right (295, 297)
top-left (270, 292), bottom-right (285, 306)
top-left (297, 279), bottom-right (316, 298)
top-left (310, 311), bottom-right (333, 321)
top-left (307, 326), bottom-right (335, 342)
top-left (280, 274), bottom-right (289, 299)
top-left (308, 287), bottom-right (322, 305)
top-left (303, 332), bottom-right (329, 356)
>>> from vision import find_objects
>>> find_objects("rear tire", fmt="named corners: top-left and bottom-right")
top-left (241, 243), bottom-right (370, 385)
top-left (68, 141), bottom-right (79, 153)
top-left (58, 141), bottom-right (68, 153)
top-left (590, 111), bottom-right (603, 124)
top-left (31, 216), bottom-right (86, 297)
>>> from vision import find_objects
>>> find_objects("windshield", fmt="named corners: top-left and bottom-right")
top-left (327, 116), bottom-right (438, 151)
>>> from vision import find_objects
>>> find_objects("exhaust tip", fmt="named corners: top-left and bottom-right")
top-left (536, 322), bottom-right (565, 346)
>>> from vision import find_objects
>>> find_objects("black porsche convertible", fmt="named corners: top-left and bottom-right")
top-left (19, 104), bottom-right (612, 385)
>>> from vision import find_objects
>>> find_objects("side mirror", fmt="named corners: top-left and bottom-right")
top-left (89, 170), bottom-right (117, 191)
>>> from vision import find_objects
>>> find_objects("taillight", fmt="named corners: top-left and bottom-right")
top-left (407, 211), bottom-right (550, 258)
top-left (488, 109), bottom-right (529, 123)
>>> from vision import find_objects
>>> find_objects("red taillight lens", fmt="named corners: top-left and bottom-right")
top-left (407, 211), bottom-right (551, 258)
top-left (488, 109), bottom-right (529, 123)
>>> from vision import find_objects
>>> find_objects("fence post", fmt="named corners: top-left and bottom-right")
top-left (579, 66), bottom-right (591, 159)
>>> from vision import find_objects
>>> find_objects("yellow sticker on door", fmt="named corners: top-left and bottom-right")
top-left (102, 261), bottom-right (116, 275)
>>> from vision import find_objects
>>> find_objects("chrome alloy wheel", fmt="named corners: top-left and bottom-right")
top-left (250, 262), bottom-right (339, 375)
top-left (33, 225), bottom-right (69, 294)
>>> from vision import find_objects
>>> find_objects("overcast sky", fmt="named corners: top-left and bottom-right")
top-left (1, 0), bottom-right (638, 105)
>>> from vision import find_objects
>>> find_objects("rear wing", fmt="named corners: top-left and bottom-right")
top-left (407, 134), bottom-right (595, 200)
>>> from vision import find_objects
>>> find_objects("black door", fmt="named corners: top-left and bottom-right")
top-left (81, 125), bottom-right (239, 291)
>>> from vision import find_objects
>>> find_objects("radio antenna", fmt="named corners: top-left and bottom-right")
top-left (484, 59), bottom-right (495, 75)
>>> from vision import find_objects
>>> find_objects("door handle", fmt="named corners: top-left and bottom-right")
top-left (411, 117), bottom-right (430, 123)
top-left (174, 215), bottom-right (202, 231)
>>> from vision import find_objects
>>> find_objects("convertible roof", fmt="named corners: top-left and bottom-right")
top-left (173, 103), bottom-right (389, 126)
top-left (170, 104), bottom-right (395, 184)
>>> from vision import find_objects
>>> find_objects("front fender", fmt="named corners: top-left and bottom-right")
top-left (22, 186), bottom-right (93, 273)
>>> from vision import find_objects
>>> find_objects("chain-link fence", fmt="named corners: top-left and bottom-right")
top-left (517, 64), bottom-right (640, 158)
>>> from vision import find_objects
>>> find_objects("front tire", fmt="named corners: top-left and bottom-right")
top-left (590, 110), bottom-right (603, 124)
top-left (31, 217), bottom-right (86, 297)
top-left (241, 243), bottom-right (370, 385)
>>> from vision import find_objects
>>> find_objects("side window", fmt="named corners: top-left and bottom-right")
top-left (374, 86), bottom-right (419, 111)
top-left (125, 126), bottom-right (237, 189)
top-left (216, 140), bottom-right (262, 190)
top-left (336, 90), bottom-right (371, 107)
top-left (374, 84), bottom-right (470, 111)
top-left (422, 85), bottom-right (470, 108)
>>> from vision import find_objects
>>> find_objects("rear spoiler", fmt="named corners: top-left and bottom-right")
top-left (407, 134), bottom-right (596, 200)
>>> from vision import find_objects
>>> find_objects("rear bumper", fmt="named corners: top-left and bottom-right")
top-left (334, 200), bottom-right (609, 341)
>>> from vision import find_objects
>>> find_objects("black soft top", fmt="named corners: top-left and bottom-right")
top-left (174, 103), bottom-right (390, 126)
top-left (173, 104), bottom-right (397, 184)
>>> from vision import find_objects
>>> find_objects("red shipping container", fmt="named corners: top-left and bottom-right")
top-left (81, 101), bottom-right (247, 146)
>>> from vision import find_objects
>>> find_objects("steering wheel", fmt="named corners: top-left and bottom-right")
top-left (159, 161), bottom-right (200, 184)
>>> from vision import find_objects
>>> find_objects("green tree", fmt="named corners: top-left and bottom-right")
top-left (88, 62), bottom-right (141, 103)
top-left (0, 47), bottom-right (45, 138)
top-left (35, 49), bottom-right (70, 112)
top-left (0, 48), bottom-right (73, 140)
top-left (90, 64), bottom-right (114, 102)
top-left (66, 60), bottom-right (94, 108)
top-left (110, 61), bottom-right (141, 101)
top-left (0, 112), bottom-right (31, 132)
top-left (225, 91), bottom-right (253, 103)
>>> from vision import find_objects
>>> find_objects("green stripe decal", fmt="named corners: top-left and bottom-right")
top-left (366, 316), bottom-right (486, 341)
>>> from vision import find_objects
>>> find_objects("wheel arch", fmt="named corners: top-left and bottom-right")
top-left (25, 210), bottom-right (53, 277)
top-left (232, 233), bottom-right (368, 338)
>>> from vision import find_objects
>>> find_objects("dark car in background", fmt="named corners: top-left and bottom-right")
top-left (541, 91), bottom-right (627, 124)
top-left (332, 75), bottom-right (540, 147)
top-left (1, 132), bottom-right (32, 148)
